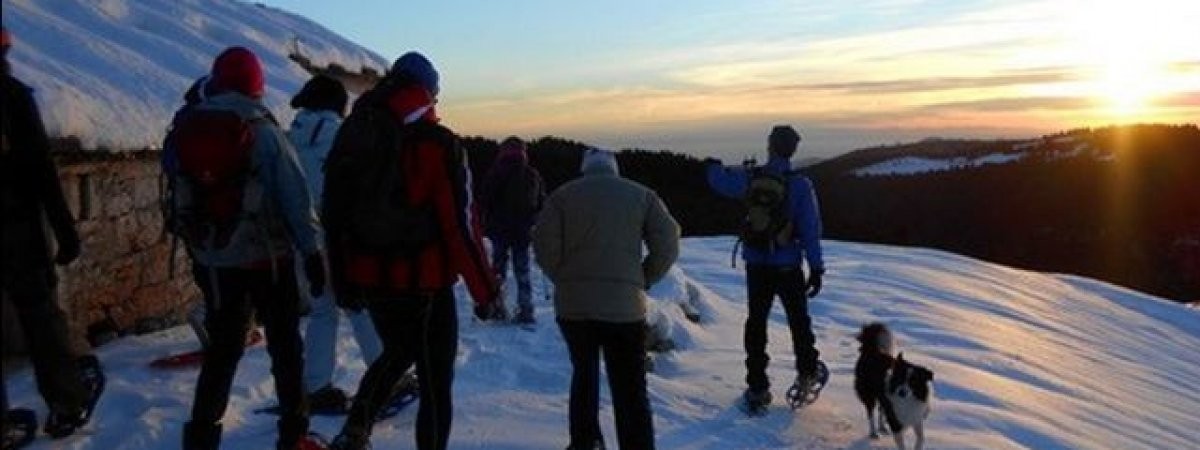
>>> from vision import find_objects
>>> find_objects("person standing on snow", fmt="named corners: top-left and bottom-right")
top-left (0, 24), bottom-right (104, 442)
top-left (534, 148), bottom-right (680, 450)
top-left (171, 46), bottom-right (325, 450)
top-left (286, 74), bottom-right (384, 412)
top-left (322, 51), bottom-right (501, 450)
top-left (480, 136), bottom-right (545, 324)
top-left (704, 125), bottom-right (826, 413)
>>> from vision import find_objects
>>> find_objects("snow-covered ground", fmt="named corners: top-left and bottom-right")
top-left (853, 153), bottom-right (1024, 177)
top-left (3, 0), bottom-right (387, 150)
top-left (7, 237), bottom-right (1199, 449)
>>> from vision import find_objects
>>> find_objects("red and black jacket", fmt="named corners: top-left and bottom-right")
top-left (326, 83), bottom-right (496, 305)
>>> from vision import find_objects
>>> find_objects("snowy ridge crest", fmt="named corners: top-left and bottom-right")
top-left (4, 0), bottom-right (387, 150)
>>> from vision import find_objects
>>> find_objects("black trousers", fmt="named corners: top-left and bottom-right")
top-left (188, 263), bottom-right (308, 448)
top-left (558, 319), bottom-right (654, 450)
top-left (343, 290), bottom-right (456, 450)
top-left (0, 263), bottom-right (88, 416)
top-left (744, 264), bottom-right (819, 391)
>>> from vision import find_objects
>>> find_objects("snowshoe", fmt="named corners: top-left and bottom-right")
top-left (150, 328), bottom-right (264, 369)
top-left (296, 432), bottom-right (331, 450)
top-left (45, 355), bottom-right (106, 438)
top-left (738, 388), bottom-right (772, 417)
top-left (785, 360), bottom-right (829, 409)
top-left (308, 385), bottom-right (352, 415)
top-left (3, 408), bottom-right (37, 450)
top-left (376, 372), bottom-right (419, 421)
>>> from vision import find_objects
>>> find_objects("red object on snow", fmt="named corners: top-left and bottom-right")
top-left (149, 328), bottom-right (264, 369)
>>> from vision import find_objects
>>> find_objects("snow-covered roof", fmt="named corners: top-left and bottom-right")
top-left (4, 0), bottom-right (387, 150)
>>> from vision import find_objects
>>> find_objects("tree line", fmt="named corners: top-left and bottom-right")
top-left (461, 124), bottom-right (1200, 304)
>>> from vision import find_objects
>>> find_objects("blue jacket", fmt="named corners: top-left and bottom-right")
top-left (706, 155), bottom-right (825, 271)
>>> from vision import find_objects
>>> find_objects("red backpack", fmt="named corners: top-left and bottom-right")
top-left (165, 109), bottom-right (261, 251)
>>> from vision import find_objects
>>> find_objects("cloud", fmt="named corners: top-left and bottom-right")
top-left (1155, 92), bottom-right (1200, 108)
top-left (918, 96), bottom-right (1096, 112)
top-left (771, 70), bottom-right (1075, 95)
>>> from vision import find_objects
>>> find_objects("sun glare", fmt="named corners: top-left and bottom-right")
top-left (1070, 0), bottom-right (1195, 119)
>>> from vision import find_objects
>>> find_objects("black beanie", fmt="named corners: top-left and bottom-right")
top-left (291, 74), bottom-right (348, 116)
top-left (768, 125), bottom-right (801, 158)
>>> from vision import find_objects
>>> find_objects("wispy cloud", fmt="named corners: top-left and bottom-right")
top-left (443, 0), bottom-right (1200, 157)
top-left (770, 71), bottom-right (1076, 95)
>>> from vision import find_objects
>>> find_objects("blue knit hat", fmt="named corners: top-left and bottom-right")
top-left (390, 51), bottom-right (439, 96)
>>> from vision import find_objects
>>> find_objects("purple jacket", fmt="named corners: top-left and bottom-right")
top-left (481, 148), bottom-right (544, 241)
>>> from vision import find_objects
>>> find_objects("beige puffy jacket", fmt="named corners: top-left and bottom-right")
top-left (533, 149), bottom-right (681, 323)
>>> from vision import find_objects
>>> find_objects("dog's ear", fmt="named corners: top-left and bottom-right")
top-left (896, 352), bottom-right (905, 362)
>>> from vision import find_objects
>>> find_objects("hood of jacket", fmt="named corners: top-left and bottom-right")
top-left (580, 147), bottom-right (619, 176)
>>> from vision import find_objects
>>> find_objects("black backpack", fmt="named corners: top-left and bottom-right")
top-left (497, 165), bottom-right (541, 218)
top-left (740, 168), bottom-right (795, 252)
top-left (322, 87), bottom-right (441, 256)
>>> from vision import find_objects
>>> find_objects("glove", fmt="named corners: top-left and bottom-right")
top-left (806, 269), bottom-right (824, 298)
top-left (55, 235), bottom-right (81, 265)
top-left (303, 253), bottom-right (326, 299)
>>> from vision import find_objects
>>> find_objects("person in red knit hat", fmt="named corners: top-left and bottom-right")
top-left (170, 46), bottom-right (325, 450)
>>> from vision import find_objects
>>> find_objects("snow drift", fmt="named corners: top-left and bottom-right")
top-left (7, 238), bottom-right (1198, 449)
top-left (2, 0), bottom-right (387, 150)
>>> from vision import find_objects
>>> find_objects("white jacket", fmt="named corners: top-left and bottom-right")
top-left (287, 108), bottom-right (342, 205)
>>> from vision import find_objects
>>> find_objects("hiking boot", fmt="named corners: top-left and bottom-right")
top-left (42, 408), bottom-right (86, 439)
top-left (3, 408), bottom-right (38, 450)
top-left (565, 438), bottom-right (606, 450)
top-left (742, 387), bottom-right (773, 411)
top-left (308, 385), bottom-right (351, 413)
top-left (181, 421), bottom-right (222, 450)
top-left (513, 306), bottom-right (535, 325)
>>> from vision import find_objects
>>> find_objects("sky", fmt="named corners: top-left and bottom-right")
top-left (259, 0), bottom-right (1200, 159)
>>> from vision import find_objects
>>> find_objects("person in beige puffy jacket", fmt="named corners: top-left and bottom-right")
top-left (533, 147), bottom-right (680, 450)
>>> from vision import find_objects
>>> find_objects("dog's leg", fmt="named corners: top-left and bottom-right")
top-left (892, 429), bottom-right (907, 450)
top-left (878, 408), bottom-right (890, 435)
top-left (914, 422), bottom-right (925, 450)
top-left (867, 405), bottom-right (879, 439)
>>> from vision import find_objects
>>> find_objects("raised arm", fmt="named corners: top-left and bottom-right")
top-left (706, 162), bottom-right (749, 199)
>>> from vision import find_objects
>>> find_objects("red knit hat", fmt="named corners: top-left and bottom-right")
top-left (211, 46), bottom-right (264, 99)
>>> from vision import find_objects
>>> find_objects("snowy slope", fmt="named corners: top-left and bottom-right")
top-left (2, 0), bottom-right (387, 150)
top-left (7, 238), bottom-right (1199, 449)
top-left (853, 153), bottom-right (1024, 177)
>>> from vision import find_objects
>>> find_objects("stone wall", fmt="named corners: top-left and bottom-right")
top-left (3, 149), bottom-right (200, 354)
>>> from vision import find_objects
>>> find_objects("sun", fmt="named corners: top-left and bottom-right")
top-left (1069, 0), bottom-right (1196, 119)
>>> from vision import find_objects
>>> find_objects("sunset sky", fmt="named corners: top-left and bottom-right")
top-left (261, 0), bottom-right (1200, 159)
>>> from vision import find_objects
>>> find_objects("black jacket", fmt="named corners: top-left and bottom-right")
top-left (1, 74), bottom-right (78, 270)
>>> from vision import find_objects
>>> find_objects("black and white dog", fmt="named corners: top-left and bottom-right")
top-left (854, 323), bottom-right (934, 450)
